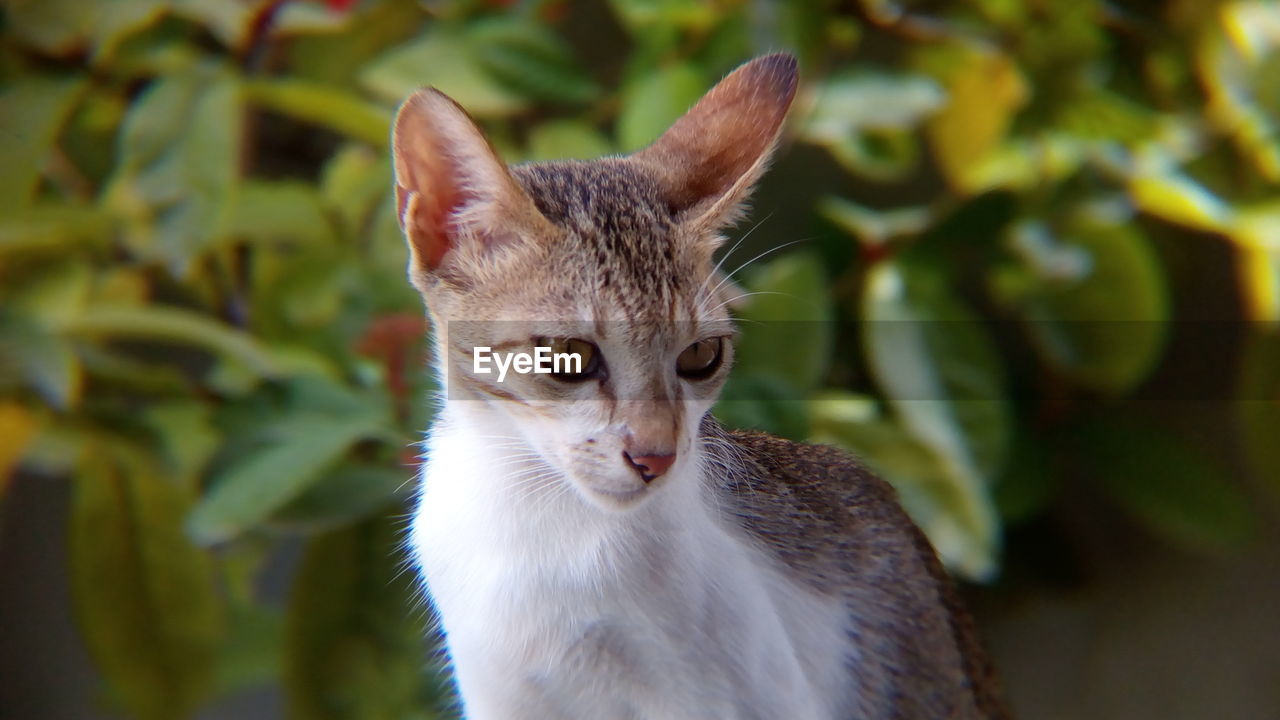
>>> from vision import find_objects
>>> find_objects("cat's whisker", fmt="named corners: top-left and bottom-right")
top-left (694, 238), bottom-right (812, 320)
top-left (696, 211), bottom-right (774, 302)
top-left (703, 290), bottom-right (792, 316)
top-left (703, 237), bottom-right (811, 307)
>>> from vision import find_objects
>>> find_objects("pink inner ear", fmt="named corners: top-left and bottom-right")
top-left (398, 177), bottom-right (458, 272)
top-left (395, 119), bottom-right (473, 273)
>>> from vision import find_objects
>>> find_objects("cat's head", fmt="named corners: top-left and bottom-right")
top-left (392, 54), bottom-right (797, 510)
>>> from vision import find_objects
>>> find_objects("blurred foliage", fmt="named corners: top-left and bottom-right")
top-left (2, 0), bottom-right (1279, 717)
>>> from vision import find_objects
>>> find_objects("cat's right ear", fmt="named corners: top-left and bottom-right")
top-left (392, 89), bottom-right (556, 283)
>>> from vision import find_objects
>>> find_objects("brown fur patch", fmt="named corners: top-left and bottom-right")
top-left (702, 419), bottom-right (1011, 719)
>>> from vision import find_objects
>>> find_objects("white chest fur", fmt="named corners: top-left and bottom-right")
top-left (409, 406), bottom-right (854, 720)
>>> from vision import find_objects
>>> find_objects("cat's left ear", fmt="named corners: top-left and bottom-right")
top-left (632, 53), bottom-right (798, 231)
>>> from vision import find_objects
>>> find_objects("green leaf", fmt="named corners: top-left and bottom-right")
top-left (1085, 420), bottom-right (1258, 553)
top-left (321, 145), bottom-right (393, 237)
top-left (249, 248), bottom-right (350, 335)
top-left (6, 0), bottom-right (91, 53)
top-left (70, 442), bottom-right (224, 720)
top-left (607, 0), bottom-right (720, 33)
top-left (526, 120), bottom-right (613, 162)
top-left (0, 76), bottom-right (85, 212)
top-left (0, 203), bottom-right (114, 254)
top-left (226, 180), bottom-right (336, 246)
top-left (715, 373), bottom-right (810, 441)
top-left (819, 196), bottom-right (932, 248)
top-left (991, 218), bottom-right (1169, 396)
top-left (144, 401), bottom-right (221, 489)
top-left (86, 0), bottom-right (168, 64)
top-left (810, 391), bottom-right (998, 579)
top-left (803, 71), bottom-right (947, 180)
top-left (733, 252), bottom-right (833, 392)
top-left (178, 0), bottom-right (344, 49)
top-left (0, 314), bottom-right (83, 409)
top-left (7, 259), bottom-right (92, 327)
top-left (269, 462), bottom-right (408, 534)
top-left (992, 429), bottom-right (1058, 524)
top-left (861, 261), bottom-right (1007, 580)
top-left (802, 71), bottom-right (944, 143)
top-left (244, 80), bottom-right (392, 149)
top-left (616, 63), bottom-right (706, 152)
top-left (469, 18), bottom-right (599, 105)
top-left (360, 28), bottom-right (527, 117)
top-left (66, 304), bottom-right (280, 377)
top-left (1056, 89), bottom-right (1159, 143)
top-left (284, 514), bottom-right (445, 720)
top-left (187, 411), bottom-right (385, 545)
top-left (213, 603), bottom-right (283, 697)
top-left (107, 67), bottom-right (242, 271)
top-left (1198, 6), bottom-right (1280, 184)
top-left (286, 0), bottom-right (424, 86)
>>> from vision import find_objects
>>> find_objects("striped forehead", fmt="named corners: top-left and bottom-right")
top-left (513, 159), bottom-right (691, 314)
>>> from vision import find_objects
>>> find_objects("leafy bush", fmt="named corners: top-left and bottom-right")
top-left (2, 0), bottom-right (1277, 717)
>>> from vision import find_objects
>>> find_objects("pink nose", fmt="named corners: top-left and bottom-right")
top-left (623, 451), bottom-right (676, 482)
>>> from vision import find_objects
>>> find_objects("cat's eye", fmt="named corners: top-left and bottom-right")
top-left (537, 337), bottom-right (602, 382)
top-left (676, 337), bottom-right (724, 380)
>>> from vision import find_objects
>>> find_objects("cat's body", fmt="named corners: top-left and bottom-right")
top-left (394, 54), bottom-right (1009, 719)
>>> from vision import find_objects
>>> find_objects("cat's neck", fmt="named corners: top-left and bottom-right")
top-left (416, 399), bottom-right (719, 574)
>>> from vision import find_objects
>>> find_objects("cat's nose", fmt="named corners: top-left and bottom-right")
top-left (622, 451), bottom-right (676, 482)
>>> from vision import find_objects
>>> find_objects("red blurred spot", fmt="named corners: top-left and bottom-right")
top-left (326, 0), bottom-right (357, 11)
top-left (356, 313), bottom-right (428, 414)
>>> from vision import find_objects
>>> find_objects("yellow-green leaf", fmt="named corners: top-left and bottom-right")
top-left (734, 252), bottom-right (833, 392)
top-left (925, 45), bottom-right (1028, 193)
top-left (70, 442), bottom-right (224, 720)
top-left (616, 63), bottom-right (706, 152)
top-left (225, 179), bottom-right (336, 246)
top-left (0, 76), bottom-right (85, 212)
top-left (0, 403), bottom-right (40, 493)
top-left (527, 120), bottom-right (612, 162)
top-left (811, 391), bottom-right (998, 579)
top-left (360, 29), bottom-right (526, 118)
top-left (66, 304), bottom-right (280, 377)
top-left (107, 67), bottom-right (242, 271)
top-left (284, 514), bottom-right (444, 720)
top-left (470, 18), bottom-right (599, 105)
top-left (187, 412), bottom-right (385, 545)
top-left (1086, 420), bottom-right (1259, 553)
top-left (992, 219), bottom-right (1170, 395)
top-left (1237, 246), bottom-right (1280, 324)
top-left (0, 203), bottom-right (114, 254)
top-left (244, 79), bottom-right (392, 149)
top-left (1128, 167), bottom-right (1235, 232)
top-left (861, 261), bottom-right (1007, 580)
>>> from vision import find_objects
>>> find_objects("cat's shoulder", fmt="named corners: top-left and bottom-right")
top-left (702, 419), bottom-right (940, 594)
top-left (707, 423), bottom-right (907, 532)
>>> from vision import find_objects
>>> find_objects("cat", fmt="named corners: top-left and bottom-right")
top-left (392, 53), bottom-right (1009, 719)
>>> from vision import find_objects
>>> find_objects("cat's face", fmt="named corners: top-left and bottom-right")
top-left (432, 162), bottom-right (739, 508)
top-left (393, 54), bottom-right (797, 510)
